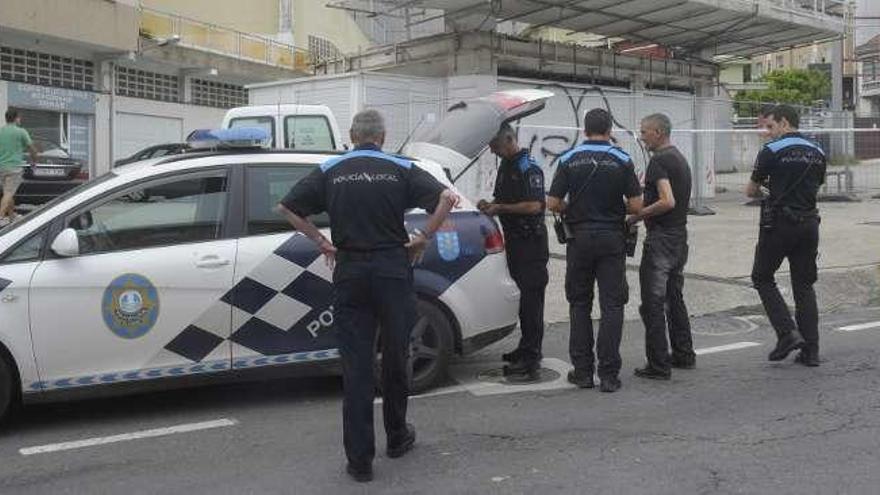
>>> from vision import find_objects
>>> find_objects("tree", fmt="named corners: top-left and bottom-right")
top-left (734, 69), bottom-right (831, 118)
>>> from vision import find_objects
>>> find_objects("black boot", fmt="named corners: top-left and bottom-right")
top-left (634, 366), bottom-right (671, 381)
top-left (769, 330), bottom-right (805, 361)
top-left (566, 369), bottom-right (595, 389)
top-left (503, 359), bottom-right (540, 382)
top-left (346, 462), bottom-right (373, 482)
top-left (794, 349), bottom-right (820, 367)
top-left (387, 423), bottom-right (416, 458)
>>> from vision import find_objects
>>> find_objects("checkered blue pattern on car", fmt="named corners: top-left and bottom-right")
top-left (28, 349), bottom-right (340, 391)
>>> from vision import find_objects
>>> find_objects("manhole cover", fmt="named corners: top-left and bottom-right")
top-left (475, 366), bottom-right (561, 386)
top-left (692, 315), bottom-right (764, 336)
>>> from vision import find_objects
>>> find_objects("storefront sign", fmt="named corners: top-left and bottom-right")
top-left (8, 82), bottom-right (96, 114)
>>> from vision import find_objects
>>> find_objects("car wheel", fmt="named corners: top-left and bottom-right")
top-left (0, 356), bottom-right (15, 423)
top-left (375, 298), bottom-right (455, 395)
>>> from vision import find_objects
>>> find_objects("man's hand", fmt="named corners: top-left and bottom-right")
top-left (317, 237), bottom-right (337, 269)
top-left (405, 232), bottom-right (429, 265)
top-left (477, 199), bottom-right (490, 212)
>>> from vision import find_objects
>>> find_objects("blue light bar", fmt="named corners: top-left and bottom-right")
top-left (187, 127), bottom-right (271, 149)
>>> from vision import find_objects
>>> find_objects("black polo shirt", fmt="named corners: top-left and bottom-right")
top-left (493, 149), bottom-right (546, 239)
top-left (643, 145), bottom-right (692, 230)
top-left (548, 140), bottom-right (642, 230)
top-left (281, 143), bottom-right (447, 251)
top-left (751, 132), bottom-right (827, 213)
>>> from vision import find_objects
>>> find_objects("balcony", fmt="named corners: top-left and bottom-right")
top-left (139, 7), bottom-right (311, 75)
top-left (863, 80), bottom-right (880, 98)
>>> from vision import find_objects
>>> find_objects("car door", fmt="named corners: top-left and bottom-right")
top-left (229, 163), bottom-right (338, 370)
top-left (28, 169), bottom-right (236, 390)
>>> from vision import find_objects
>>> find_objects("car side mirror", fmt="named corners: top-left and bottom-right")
top-left (50, 228), bottom-right (80, 257)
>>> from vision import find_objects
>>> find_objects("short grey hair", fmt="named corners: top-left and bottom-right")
top-left (642, 113), bottom-right (672, 137)
top-left (490, 122), bottom-right (517, 145)
top-left (350, 109), bottom-right (386, 143)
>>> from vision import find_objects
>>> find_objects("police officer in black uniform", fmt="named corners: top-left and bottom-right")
top-left (278, 109), bottom-right (458, 482)
top-left (477, 123), bottom-right (549, 382)
top-left (548, 108), bottom-right (643, 393)
top-left (746, 104), bottom-right (826, 367)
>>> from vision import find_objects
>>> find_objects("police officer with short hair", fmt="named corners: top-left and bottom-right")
top-left (477, 123), bottom-right (549, 382)
top-left (278, 109), bottom-right (458, 482)
top-left (548, 108), bottom-right (643, 393)
top-left (746, 104), bottom-right (826, 367)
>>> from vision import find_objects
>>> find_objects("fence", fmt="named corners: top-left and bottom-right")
top-left (139, 7), bottom-right (311, 73)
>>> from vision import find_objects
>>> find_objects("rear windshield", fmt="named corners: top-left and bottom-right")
top-left (284, 115), bottom-right (335, 150)
top-left (229, 117), bottom-right (276, 147)
top-left (413, 100), bottom-right (504, 160)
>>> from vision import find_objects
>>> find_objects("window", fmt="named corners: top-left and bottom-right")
top-left (308, 35), bottom-right (341, 64)
top-left (67, 172), bottom-right (228, 255)
top-left (0, 45), bottom-right (95, 90)
top-left (115, 66), bottom-right (180, 103)
top-left (191, 79), bottom-right (248, 108)
top-left (284, 115), bottom-right (335, 150)
top-left (230, 117), bottom-right (276, 147)
top-left (246, 165), bottom-right (328, 236)
top-left (0, 230), bottom-right (47, 264)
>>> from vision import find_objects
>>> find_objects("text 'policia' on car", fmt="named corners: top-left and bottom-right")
top-left (0, 89), bottom-right (555, 422)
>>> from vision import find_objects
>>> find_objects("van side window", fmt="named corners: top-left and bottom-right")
top-left (284, 116), bottom-right (334, 150)
top-left (230, 117), bottom-right (276, 147)
top-left (246, 165), bottom-right (330, 235)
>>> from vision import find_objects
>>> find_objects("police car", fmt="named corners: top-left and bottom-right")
top-left (0, 90), bottom-right (554, 420)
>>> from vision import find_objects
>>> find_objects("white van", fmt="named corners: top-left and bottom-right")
top-left (221, 104), bottom-right (345, 151)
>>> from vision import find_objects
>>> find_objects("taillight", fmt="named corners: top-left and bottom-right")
top-left (484, 229), bottom-right (505, 254)
top-left (75, 169), bottom-right (90, 181)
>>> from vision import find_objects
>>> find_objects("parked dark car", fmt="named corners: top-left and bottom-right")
top-left (17, 138), bottom-right (89, 205)
top-left (114, 142), bottom-right (188, 167)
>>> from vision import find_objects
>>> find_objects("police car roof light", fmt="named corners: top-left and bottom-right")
top-left (187, 127), bottom-right (271, 150)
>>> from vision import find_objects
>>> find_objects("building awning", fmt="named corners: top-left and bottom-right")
top-left (384, 0), bottom-right (847, 58)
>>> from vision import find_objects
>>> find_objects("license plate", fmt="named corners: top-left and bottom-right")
top-left (33, 168), bottom-right (67, 177)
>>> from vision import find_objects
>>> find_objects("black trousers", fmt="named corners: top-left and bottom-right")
top-left (505, 235), bottom-right (550, 363)
top-left (751, 216), bottom-right (820, 353)
top-left (639, 226), bottom-right (694, 372)
top-left (565, 228), bottom-right (628, 379)
top-left (334, 248), bottom-right (416, 467)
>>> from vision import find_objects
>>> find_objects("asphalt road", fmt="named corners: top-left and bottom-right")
top-left (2, 306), bottom-right (880, 494)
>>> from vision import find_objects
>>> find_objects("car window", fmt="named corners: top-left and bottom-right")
top-left (246, 165), bottom-right (329, 235)
top-left (150, 147), bottom-right (175, 158)
top-left (0, 229), bottom-right (47, 264)
top-left (66, 172), bottom-right (229, 255)
top-left (230, 117), bottom-right (275, 147)
top-left (284, 116), bottom-right (334, 150)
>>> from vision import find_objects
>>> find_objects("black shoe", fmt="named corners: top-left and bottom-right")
top-left (794, 350), bottom-right (820, 367)
top-left (671, 357), bottom-right (696, 369)
top-left (387, 423), bottom-right (416, 458)
top-left (634, 366), bottom-right (671, 381)
top-left (567, 370), bottom-right (595, 389)
top-left (502, 349), bottom-right (542, 363)
top-left (504, 361), bottom-right (540, 383)
top-left (599, 377), bottom-right (622, 393)
top-left (346, 462), bottom-right (373, 482)
top-left (768, 331), bottom-right (805, 361)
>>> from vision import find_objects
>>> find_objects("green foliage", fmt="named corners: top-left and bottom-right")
top-left (734, 69), bottom-right (831, 118)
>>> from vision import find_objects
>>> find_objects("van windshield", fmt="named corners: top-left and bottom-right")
top-left (229, 117), bottom-right (276, 147)
top-left (284, 115), bottom-right (335, 150)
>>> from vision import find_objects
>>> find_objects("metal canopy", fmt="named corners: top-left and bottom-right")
top-left (382, 0), bottom-right (846, 58)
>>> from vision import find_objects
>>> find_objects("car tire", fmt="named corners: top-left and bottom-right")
top-left (375, 298), bottom-right (455, 395)
top-left (0, 356), bottom-right (15, 423)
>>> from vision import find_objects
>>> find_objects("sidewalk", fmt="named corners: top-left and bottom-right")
top-left (540, 192), bottom-right (880, 324)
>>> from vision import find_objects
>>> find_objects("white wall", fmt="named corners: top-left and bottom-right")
top-left (0, 82), bottom-right (7, 120)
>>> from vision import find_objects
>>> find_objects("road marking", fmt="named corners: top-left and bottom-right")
top-left (838, 321), bottom-right (880, 332)
top-left (694, 342), bottom-right (761, 355)
top-left (19, 418), bottom-right (237, 456)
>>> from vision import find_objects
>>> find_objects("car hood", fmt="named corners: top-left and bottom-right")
top-left (403, 89), bottom-right (553, 176)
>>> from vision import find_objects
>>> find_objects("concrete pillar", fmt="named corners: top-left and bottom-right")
top-left (692, 81), bottom-right (717, 212)
top-left (0, 81), bottom-right (8, 114)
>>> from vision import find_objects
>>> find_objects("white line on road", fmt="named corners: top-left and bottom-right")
top-left (837, 321), bottom-right (880, 332)
top-left (695, 342), bottom-right (761, 355)
top-left (19, 418), bottom-right (237, 456)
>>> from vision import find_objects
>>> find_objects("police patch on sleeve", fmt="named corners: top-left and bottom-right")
top-left (529, 172), bottom-right (544, 191)
top-left (102, 273), bottom-right (160, 339)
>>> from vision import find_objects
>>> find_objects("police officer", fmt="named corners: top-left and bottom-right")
top-left (629, 113), bottom-right (695, 380)
top-left (477, 123), bottom-right (549, 382)
top-left (746, 104), bottom-right (826, 367)
top-left (278, 109), bottom-right (458, 482)
top-left (548, 108), bottom-right (643, 393)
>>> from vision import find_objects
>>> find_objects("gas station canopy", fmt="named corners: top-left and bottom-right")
top-left (380, 0), bottom-right (847, 58)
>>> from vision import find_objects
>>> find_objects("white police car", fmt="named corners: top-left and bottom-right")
top-left (0, 90), bottom-right (554, 420)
